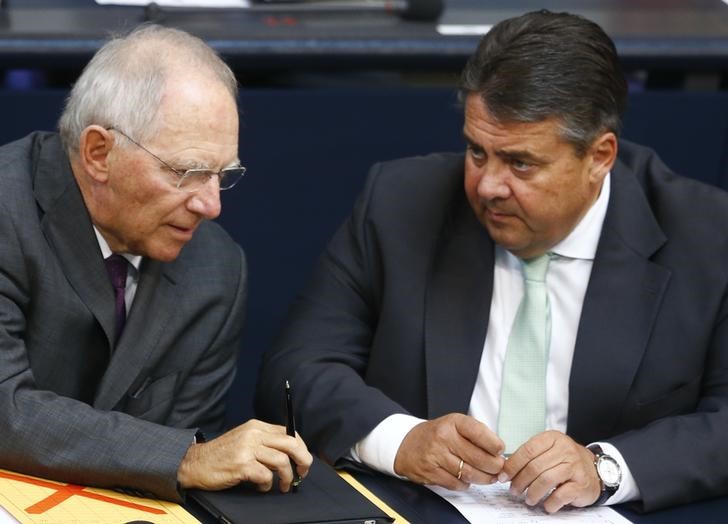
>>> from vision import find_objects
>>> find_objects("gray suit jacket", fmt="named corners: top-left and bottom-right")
top-left (0, 132), bottom-right (246, 501)
top-left (256, 140), bottom-right (728, 512)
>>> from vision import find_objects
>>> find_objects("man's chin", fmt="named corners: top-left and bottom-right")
top-left (486, 229), bottom-right (532, 258)
top-left (141, 242), bottom-right (185, 263)
top-left (484, 222), bottom-right (517, 245)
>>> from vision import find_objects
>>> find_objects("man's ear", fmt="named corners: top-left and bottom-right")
top-left (78, 125), bottom-right (115, 183)
top-left (588, 131), bottom-right (618, 184)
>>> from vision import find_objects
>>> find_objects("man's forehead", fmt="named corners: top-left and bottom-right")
top-left (463, 115), bottom-right (563, 150)
top-left (465, 93), bottom-right (563, 130)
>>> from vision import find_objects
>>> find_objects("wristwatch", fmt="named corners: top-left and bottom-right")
top-left (587, 444), bottom-right (621, 506)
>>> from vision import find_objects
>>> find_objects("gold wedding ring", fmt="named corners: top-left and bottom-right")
top-left (457, 458), bottom-right (464, 480)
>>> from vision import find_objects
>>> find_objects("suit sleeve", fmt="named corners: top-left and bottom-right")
top-left (590, 146), bottom-right (728, 511)
top-left (0, 201), bottom-right (197, 502)
top-left (608, 298), bottom-right (728, 512)
top-left (255, 162), bottom-right (412, 464)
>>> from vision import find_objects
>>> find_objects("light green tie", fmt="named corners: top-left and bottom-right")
top-left (498, 254), bottom-right (552, 454)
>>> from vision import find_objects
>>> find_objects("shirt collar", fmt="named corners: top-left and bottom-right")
top-left (550, 172), bottom-right (611, 261)
top-left (93, 226), bottom-right (143, 272)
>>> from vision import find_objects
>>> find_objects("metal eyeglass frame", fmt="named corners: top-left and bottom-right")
top-left (106, 127), bottom-right (246, 192)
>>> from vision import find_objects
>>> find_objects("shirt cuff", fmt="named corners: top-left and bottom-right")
top-left (591, 441), bottom-right (641, 505)
top-left (349, 414), bottom-right (425, 477)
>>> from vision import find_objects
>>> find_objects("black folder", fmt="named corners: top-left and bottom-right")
top-left (189, 458), bottom-right (393, 524)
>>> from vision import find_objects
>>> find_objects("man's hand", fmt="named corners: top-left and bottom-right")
top-left (393, 413), bottom-right (505, 490)
top-left (499, 430), bottom-right (601, 513)
top-left (177, 419), bottom-right (313, 493)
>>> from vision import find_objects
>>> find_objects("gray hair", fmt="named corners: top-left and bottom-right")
top-left (58, 24), bottom-right (238, 154)
top-left (460, 10), bottom-right (627, 156)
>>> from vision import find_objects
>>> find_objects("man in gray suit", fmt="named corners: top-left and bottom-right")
top-left (0, 25), bottom-right (311, 502)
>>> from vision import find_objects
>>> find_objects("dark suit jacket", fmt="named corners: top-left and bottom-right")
top-left (0, 132), bottom-right (246, 501)
top-left (256, 140), bottom-right (728, 512)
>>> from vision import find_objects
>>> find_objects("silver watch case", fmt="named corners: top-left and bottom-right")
top-left (595, 451), bottom-right (621, 489)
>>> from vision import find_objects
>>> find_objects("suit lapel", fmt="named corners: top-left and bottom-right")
top-left (32, 134), bottom-right (180, 410)
top-left (425, 194), bottom-right (495, 418)
top-left (35, 136), bottom-right (117, 347)
top-left (567, 161), bottom-right (670, 444)
top-left (94, 259), bottom-right (179, 410)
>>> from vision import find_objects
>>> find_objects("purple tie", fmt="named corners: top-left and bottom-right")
top-left (104, 254), bottom-right (128, 342)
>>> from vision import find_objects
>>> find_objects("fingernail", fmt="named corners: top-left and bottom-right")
top-left (498, 472), bottom-right (509, 483)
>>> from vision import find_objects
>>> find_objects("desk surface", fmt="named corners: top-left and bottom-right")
top-left (1, 1), bottom-right (727, 72)
top-left (351, 468), bottom-right (728, 524)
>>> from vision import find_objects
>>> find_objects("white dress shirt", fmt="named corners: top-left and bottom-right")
top-left (93, 227), bottom-right (142, 314)
top-left (352, 173), bottom-right (640, 505)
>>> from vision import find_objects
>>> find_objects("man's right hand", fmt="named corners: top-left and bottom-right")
top-left (393, 413), bottom-right (505, 490)
top-left (177, 419), bottom-right (313, 493)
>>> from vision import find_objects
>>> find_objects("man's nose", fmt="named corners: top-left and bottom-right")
top-left (477, 165), bottom-right (511, 201)
top-left (187, 176), bottom-right (222, 219)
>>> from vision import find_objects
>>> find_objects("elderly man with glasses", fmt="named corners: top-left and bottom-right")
top-left (0, 25), bottom-right (311, 502)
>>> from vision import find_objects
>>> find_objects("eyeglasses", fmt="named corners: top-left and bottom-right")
top-left (108, 127), bottom-right (246, 192)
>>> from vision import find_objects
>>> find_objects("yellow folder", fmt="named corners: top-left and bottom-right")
top-left (0, 468), bottom-right (199, 524)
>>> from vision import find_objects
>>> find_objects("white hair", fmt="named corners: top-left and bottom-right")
top-left (58, 24), bottom-right (238, 153)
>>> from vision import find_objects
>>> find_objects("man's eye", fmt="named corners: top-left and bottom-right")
top-left (467, 145), bottom-right (485, 160)
top-left (162, 164), bottom-right (186, 177)
top-left (511, 159), bottom-right (531, 172)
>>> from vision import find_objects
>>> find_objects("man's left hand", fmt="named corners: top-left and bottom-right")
top-left (499, 430), bottom-right (601, 513)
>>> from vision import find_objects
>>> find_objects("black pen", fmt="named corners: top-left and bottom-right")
top-left (285, 379), bottom-right (302, 491)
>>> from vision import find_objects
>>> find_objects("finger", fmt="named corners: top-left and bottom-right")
top-left (454, 416), bottom-right (505, 456)
top-left (257, 429), bottom-right (312, 471)
top-left (290, 434), bottom-right (314, 478)
top-left (522, 462), bottom-right (570, 506)
top-left (448, 417), bottom-right (505, 477)
top-left (433, 463), bottom-right (471, 491)
top-left (421, 452), bottom-right (470, 490)
top-left (508, 441), bottom-right (562, 495)
top-left (243, 461), bottom-right (275, 492)
top-left (501, 433), bottom-right (556, 482)
top-left (294, 456), bottom-right (313, 480)
top-left (543, 480), bottom-right (583, 514)
top-left (454, 456), bottom-right (465, 482)
top-left (262, 431), bottom-right (313, 480)
top-left (429, 453), bottom-right (469, 490)
top-left (254, 446), bottom-right (298, 491)
top-left (454, 436), bottom-right (505, 477)
top-left (458, 460), bottom-right (498, 485)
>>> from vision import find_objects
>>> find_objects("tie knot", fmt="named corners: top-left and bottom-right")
top-left (521, 253), bottom-right (551, 282)
top-left (104, 254), bottom-right (128, 291)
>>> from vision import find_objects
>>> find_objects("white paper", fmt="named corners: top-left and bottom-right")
top-left (429, 482), bottom-right (633, 524)
top-left (95, 0), bottom-right (250, 7)
top-left (0, 506), bottom-right (18, 524)
top-left (436, 24), bottom-right (493, 36)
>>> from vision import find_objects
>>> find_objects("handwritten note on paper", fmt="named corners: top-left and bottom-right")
top-left (429, 482), bottom-right (633, 524)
